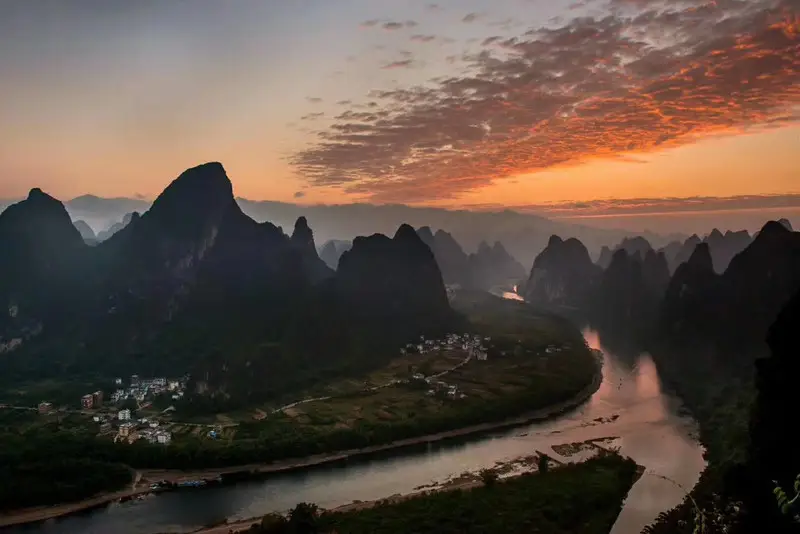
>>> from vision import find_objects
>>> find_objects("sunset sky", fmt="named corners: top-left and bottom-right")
top-left (0, 0), bottom-right (797, 222)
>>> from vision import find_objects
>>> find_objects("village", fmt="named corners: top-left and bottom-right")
top-left (402, 332), bottom-right (490, 401)
top-left (16, 332), bottom-right (573, 448)
top-left (32, 374), bottom-right (190, 447)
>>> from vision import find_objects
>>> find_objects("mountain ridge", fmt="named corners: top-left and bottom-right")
top-left (3, 193), bottom-right (687, 269)
top-left (0, 163), bottom-right (453, 408)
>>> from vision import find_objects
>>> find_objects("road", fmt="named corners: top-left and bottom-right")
top-left (1, 345), bottom-right (479, 424)
top-left (270, 345), bottom-right (476, 414)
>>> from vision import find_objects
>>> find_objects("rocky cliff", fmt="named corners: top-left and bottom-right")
top-left (468, 241), bottom-right (526, 290)
top-left (318, 239), bottom-right (352, 270)
top-left (337, 224), bottom-right (451, 335)
top-left (417, 226), bottom-right (471, 287)
top-left (291, 216), bottom-right (334, 283)
top-left (523, 235), bottom-right (601, 308)
top-left (0, 189), bottom-right (88, 350)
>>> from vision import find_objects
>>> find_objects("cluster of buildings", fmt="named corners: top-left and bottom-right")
top-left (400, 332), bottom-right (494, 401)
top-left (118, 419), bottom-right (172, 445)
top-left (109, 374), bottom-right (185, 405)
top-left (80, 390), bottom-right (104, 410)
top-left (402, 332), bottom-right (489, 360)
top-left (76, 374), bottom-right (186, 410)
top-left (414, 375), bottom-right (466, 400)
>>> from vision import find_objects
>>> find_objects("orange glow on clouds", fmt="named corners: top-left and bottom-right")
top-left (292, 0), bottom-right (800, 204)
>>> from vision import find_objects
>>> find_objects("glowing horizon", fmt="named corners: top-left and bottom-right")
top-left (0, 0), bottom-right (797, 221)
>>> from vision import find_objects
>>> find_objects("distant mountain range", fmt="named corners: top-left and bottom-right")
top-left (2, 194), bottom-right (683, 269)
top-left (0, 163), bottom-right (458, 409)
top-left (523, 219), bottom-right (800, 344)
top-left (416, 227), bottom-right (526, 291)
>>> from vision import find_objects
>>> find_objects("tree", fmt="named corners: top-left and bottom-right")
top-left (288, 502), bottom-right (319, 534)
top-left (121, 397), bottom-right (138, 413)
top-left (773, 474), bottom-right (800, 524)
top-left (480, 468), bottom-right (498, 488)
top-left (538, 454), bottom-right (549, 474)
top-left (259, 512), bottom-right (289, 533)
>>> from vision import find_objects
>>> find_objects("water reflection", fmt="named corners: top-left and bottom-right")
top-left (6, 327), bottom-right (705, 534)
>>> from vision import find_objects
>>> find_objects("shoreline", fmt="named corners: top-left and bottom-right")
top-left (187, 441), bottom-right (627, 534)
top-left (0, 487), bottom-right (154, 529)
top-left (0, 352), bottom-right (603, 530)
top-left (183, 478), bottom-right (490, 534)
top-left (141, 354), bottom-right (603, 484)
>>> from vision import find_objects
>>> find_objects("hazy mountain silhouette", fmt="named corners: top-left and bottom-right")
top-left (617, 236), bottom-right (654, 257)
top-left (592, 248), bottom-right (670, 336)
top-left (666, 234), bottom-right (702, 273)
top-left (291, 216), bottom-right (334, 283)
top-left (337, 224), bottom-right (451, 335)
top-left (703, 229), bottom-right (753, 273)
top-left (73, 220), bottom-right (96, 242)
top-left (416, 228), bottom-right (525, 290)
top-left (597, 246), bottom-right (613, 269)
top-left (658, 221), bottom-right (800, 359)
top-left (318, 239), bottom-right (352, 270)
top-left (95, 212), bottom-right (138, 242)
top-left (468, 241), bottom-right (527, 290)
top-left (0, 189), bottom-right (88, 350)
top-left (0, 194), bottom-right (683, 269)
top-left (657, 229), bottom-right (752, 274)
top-left (0, 163), bottom-right (456, 405)
top-left (65, 195), bottom-right (149, 233)
top-left (595, 236), bottom-right (654, 269)
top-left (658, 243), bottom-right (720, 346)
top-left (416, 226), bottom-right (471, 287)
top-left (522, 235), bottom-right (601, 309)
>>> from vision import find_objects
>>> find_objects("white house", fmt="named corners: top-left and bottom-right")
top-left (118, 409), bottom-right (131, 421)
top-left (156, 432), bottom-right (171, 445)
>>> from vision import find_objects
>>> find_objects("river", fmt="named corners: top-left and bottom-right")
top-left (5, 320), bottom-right (706, 534)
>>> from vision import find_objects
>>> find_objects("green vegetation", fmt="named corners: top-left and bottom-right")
top-left (774, 475), bottom-right (800, 523)
top-left (244, 454), bottom-right (639, 534)
top-left (0, 291), bottom-right (600, 512)
top-left (642, 346), bottom-right (757, 533)
top-left (0, 411), bottom-right (131, 511)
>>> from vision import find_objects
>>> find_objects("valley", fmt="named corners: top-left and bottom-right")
top-left (0, 324), bottom-right (707, 534)
top-left (0, 289), bottom-right (601, 528)
top-left (3, 1), bottom-right (799, 531)
top-left (2, 161), bottom-right (798, 533)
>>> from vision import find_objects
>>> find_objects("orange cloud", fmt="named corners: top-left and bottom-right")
top-left (293, 0), bottom-right (799, 203)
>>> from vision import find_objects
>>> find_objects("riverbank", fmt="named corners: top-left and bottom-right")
top-left (142, 351), bottom-right (603, 485)
top-left (183, 478), bottom-right (490, 534)
top-left (186, 450), bottom-right (639, 534)
top-left (0, 352), bottom-right (603, 530)
top-left (0, 486), bottom-right (153, 529)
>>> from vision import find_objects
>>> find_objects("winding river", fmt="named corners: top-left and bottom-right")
top-left (5, 318), bottom-right (706, 534)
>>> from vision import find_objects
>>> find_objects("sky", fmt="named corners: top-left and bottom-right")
top-left (0, 0), bottom-right (798, 227)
